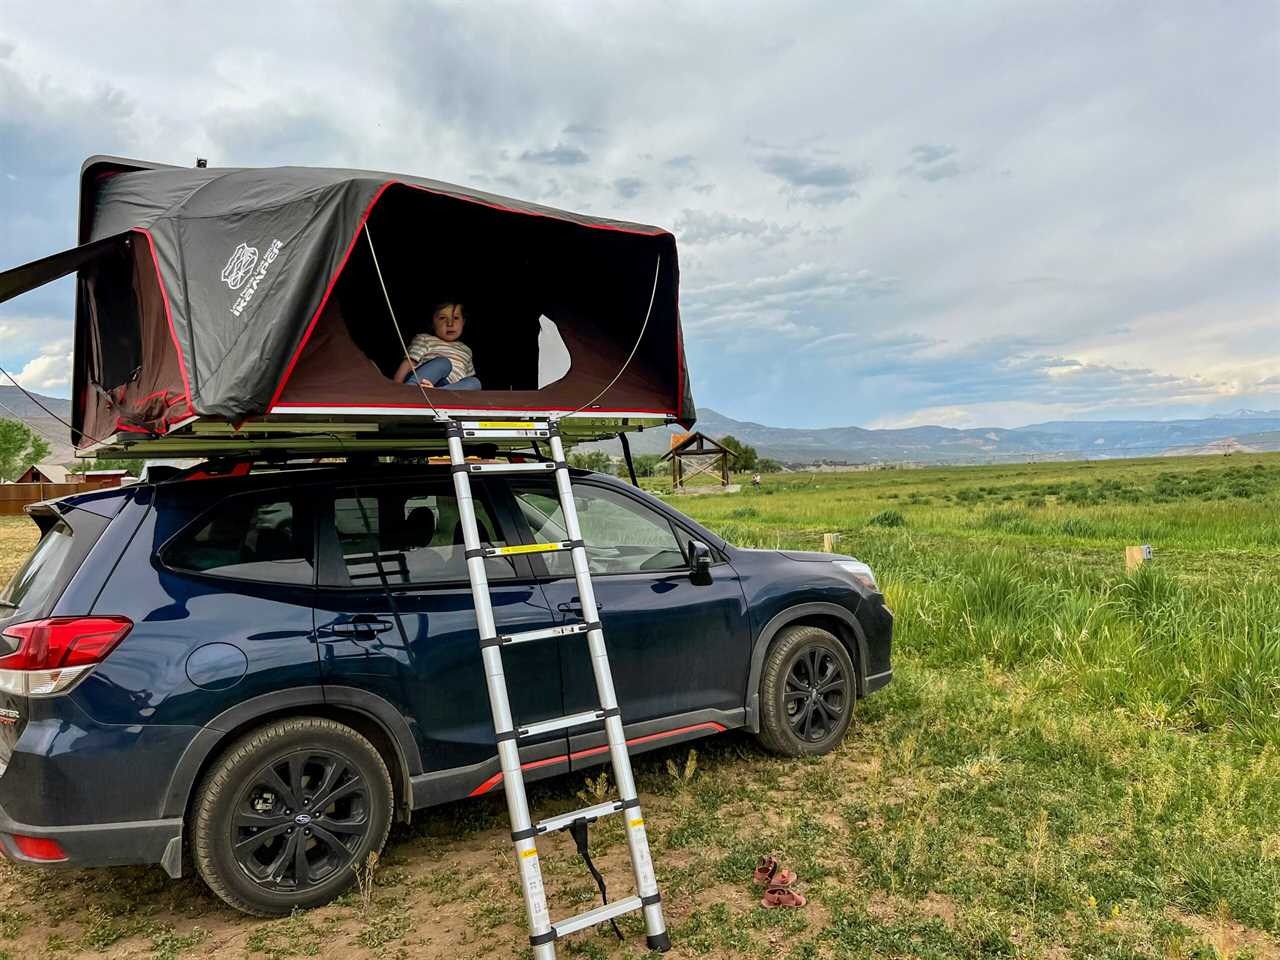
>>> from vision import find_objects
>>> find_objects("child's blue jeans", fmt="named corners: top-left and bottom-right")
top-left (403, 356), bottom-right (481, 390)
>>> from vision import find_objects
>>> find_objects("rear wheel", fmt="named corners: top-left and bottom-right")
top-left (757, 624), bottom-right (857, 757)
top-left (192, 717), bottom-right (393, 916)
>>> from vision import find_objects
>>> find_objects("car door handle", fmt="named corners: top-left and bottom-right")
top-left (326, 617), bottom-right (395, 638)
top-left (557, 600), bottom-right (604, 613)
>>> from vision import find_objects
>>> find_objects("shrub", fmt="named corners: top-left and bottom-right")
top-left (868, 509), bottom-right (906, 528)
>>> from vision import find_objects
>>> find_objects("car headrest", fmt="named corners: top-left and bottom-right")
top-left (403, 506), bottom-right (437, 548)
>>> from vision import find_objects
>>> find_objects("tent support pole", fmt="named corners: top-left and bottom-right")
top-left (619, 432), bottom-right (640, 487)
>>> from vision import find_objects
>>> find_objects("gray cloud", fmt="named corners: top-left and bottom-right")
top-left (901, 143), bottom-right (965, 181)
top-left (519, 144), bottom-right (590, 165)
top-left (613, 176), bottom-right (645, 199)
top-left (1259, 375), bottom-right (1280, 387)
top-left (756, 153), bottom-right (863, 205)
top-left (563, 122), bottom-right (605, 137)
top-left (673, 209), bottom-right (792, 246)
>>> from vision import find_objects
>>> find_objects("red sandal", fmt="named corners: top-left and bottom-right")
top-left (761, 885), bottom-right (807, 909)
top-left (752, 855), bottom-right (797, 888)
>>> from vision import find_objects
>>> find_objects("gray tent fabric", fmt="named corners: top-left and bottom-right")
top-left (74, 163), bottom-right (696, 427)
top-left (61, 159), bottom-right (694, 442)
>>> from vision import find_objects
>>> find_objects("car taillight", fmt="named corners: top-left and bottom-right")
top-left (0, 617), bottom-right (132, 697)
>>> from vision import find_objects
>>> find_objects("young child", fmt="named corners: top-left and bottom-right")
top-left (394, 301), bottom-right (482, 390)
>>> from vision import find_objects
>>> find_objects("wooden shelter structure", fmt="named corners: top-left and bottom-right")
top-left (660, 432), bottom-right (736, 490)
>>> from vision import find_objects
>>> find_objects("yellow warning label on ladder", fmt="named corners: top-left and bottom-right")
top-left (490, 542), bottom-right (568, 556)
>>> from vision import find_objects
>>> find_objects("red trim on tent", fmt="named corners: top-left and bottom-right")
top-left (136, 228), bottom-right (194, 416)
top-left (265, 181), bottom-right (396, 411)
top-left (266, 179), bottom-right (676, 415)
top-left (675, 305), bottom-right (685, 421)
top-left (466, 721), bottom-right (726, 797)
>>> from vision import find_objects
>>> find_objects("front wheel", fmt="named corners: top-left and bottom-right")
top-left (191, 717), bottom-right (394, 916)
top-left (757, 624), bottom-right (857, 757)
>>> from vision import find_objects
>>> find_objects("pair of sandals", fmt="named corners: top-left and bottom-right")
top-left (753, 854), bottom-right (807, 909)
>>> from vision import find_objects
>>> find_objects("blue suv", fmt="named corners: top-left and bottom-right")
top-left (0, 462), bottom-right (892, 915)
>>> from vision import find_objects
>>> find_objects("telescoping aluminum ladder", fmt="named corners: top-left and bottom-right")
top-left (445, 417), bottom-right (670, 956)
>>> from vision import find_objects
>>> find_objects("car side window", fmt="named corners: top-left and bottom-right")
top-left (164, 494), bottom-right (314, 584)
top-left (511, 483), bottom-right (687, 577)
top-left (325, 483), bottom-right (515, 587)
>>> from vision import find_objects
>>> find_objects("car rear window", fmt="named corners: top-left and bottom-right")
top-left (0, 505), bottom-right (113, 634)
top-left (1, 519), bottom-right (76, 624)
top-left (163, 494), bottom-right (314, 585)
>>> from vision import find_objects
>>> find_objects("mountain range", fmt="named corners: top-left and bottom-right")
top-left (0, 386), bottom-right (76, 464)
top-left (2, 385), bottom-right (1278, 467)
top-left (585, 407), bottom-right (1280, 465)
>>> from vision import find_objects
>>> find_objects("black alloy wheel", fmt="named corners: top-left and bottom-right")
top-left (757, 624), bottom-right (858, 757)
top-left (232, 749), bottom-right (371, 892)
top-left (783, 644), bottom-right (849, 743)
top-left (192, 717), bottom-right (393, 916)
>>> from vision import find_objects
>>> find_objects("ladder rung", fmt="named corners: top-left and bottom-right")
top-left (553, 896), bottom-right (643, 939)
top-left (458, 420), bottom-right (551, 439)
top-left (500, 622), bottom-right (592, 646)
top-left (520, 709), bottom-right (606, 738)
top-left (536, 800), bottom-right (624, 836)
top-left (482, 540), bottom-right (574, 558)
top-left (465, 461), bottom-right (558, 474)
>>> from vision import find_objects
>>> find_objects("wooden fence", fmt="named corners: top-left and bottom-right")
top-left (0, 478), bottom-right (123, 516)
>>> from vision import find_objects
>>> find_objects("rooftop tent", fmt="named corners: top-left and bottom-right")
top-left (0, 157), bottom-right (695, 453)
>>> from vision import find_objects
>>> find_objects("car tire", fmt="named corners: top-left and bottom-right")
top-left (191, 717), bottom-right (393, 917)
top-left (757, 624), bottom-right (857, 757)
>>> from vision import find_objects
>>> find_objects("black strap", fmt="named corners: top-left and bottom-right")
top-left (529, 929), bottom-right (556, 946)
top-left (567, 818), bottom-right (624, 942)
top-left (511, 827), bottom-right (537, 841)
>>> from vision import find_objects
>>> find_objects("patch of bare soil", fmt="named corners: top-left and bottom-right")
top-left (1166, 907), bottom-right (1280, 960)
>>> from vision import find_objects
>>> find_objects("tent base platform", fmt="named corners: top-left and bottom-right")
top-left (81, 409), bottom-right (676, 459)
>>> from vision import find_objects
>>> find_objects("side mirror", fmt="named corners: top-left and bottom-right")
top-left (688, 539), bottom-right (713, 585)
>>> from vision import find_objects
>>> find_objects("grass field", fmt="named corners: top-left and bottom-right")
top-left (0, 454), bottom-right (1276, 959)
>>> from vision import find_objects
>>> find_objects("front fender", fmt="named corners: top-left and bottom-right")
top-left (743, 602), bottom-right (869, 732)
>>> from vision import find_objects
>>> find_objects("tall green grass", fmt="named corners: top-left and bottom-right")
top-left (662, 453), bottom-right (1280, 745)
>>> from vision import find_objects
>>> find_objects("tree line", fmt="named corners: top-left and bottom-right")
top-left (0, 417), bottom-right (140, 481)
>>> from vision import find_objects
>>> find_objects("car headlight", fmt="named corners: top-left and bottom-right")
top-left (832, 559), bottom-right (878, 592)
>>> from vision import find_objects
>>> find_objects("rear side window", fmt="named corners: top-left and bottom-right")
top-left (0, 507), bottom-right (112, 631)
top-left (326, 483), bottom-right (514, 587)
top-left (164, 495), bottom-right (314, 584)
top-left (1, 520), bottom-right (77, 622)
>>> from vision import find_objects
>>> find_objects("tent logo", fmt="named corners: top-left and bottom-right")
top-left (221, 242), bottom-right (259, 290)
top-left (229, 239), bottom-right (285, 317)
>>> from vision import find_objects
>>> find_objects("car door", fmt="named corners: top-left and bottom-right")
top-left (312, 476), bottom-right (568, 793)
top-left (503, 479), bottom-right (751, 766)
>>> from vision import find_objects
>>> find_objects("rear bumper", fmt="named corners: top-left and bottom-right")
top-left (0, 801), bottom-right (183, 876)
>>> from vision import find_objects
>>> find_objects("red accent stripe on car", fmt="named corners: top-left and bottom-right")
top-left (466, 721), bottom-right (726, 797)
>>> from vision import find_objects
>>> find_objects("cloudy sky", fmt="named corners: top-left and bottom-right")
top-left (1, 2), bottom-right (1277, 429)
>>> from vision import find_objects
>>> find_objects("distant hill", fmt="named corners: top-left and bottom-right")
top-left (2, 385), bottom-right (1277, 468)
top-left (0, 387), bottom-right (76, 464)
top-left (583, 408), bottom-right (1280, 465)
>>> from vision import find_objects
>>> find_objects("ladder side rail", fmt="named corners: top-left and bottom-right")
top-left (447, 429), bottom-right (557, 958)
top-left (547, 429), bottom-right (669, 949)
